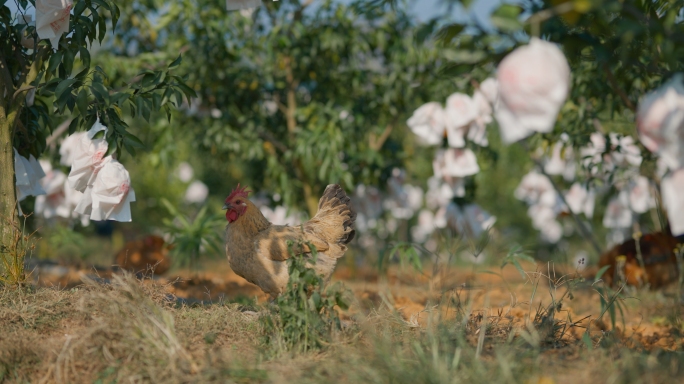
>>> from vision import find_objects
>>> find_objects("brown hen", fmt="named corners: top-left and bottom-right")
top-left (598, 229), bottom-right (682, 288)
top-left (223, 184), bottom-right (356, 299)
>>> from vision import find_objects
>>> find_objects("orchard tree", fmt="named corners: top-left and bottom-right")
top-left (0, 0), bottom-right (195, 282)
top-left (419, 0), bottom-right (684, 250)
top-left (106, 0), bottom-right (455, 216)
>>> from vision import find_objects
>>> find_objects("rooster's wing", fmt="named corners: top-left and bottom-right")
top-left (253, 184), bottom-right (355, 266)
top-left (255, 225), bottom-right (330, 261)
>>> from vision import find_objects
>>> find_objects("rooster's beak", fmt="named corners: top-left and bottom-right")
top-left (222, 203), bottom-right (231, 210)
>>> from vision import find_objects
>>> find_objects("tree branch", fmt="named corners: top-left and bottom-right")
top-left (524, 146), bottom-right (604, 257)
top-left (272, 94), bottom-right (288, 115)
top-left (284, 56), bottom-right (297, 136)
top-left (258, 130), bottom-right (288, 153)
top-left (8, 45), bottom-right (49, 136)
top-left (603, 63), bottom-right (636, 112)
top-left (17, 45), bottom-right (48, 91)
top-left (0, 54), bottom-right (15, 110)
top-left (369, 124), bottom-right (393, 151)
top-left (46, 119), bottom-right (72, 147)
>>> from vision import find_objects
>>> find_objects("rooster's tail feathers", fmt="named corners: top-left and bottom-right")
top-left (313, 184), bottom-right (356, 245)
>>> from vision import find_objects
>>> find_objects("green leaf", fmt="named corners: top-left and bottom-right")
top-left (129, 100), bottom-right (137, 118)
top-left (168, 54), bottom-right (182, 69)
top-left (91, 82), bottom-right (110, 105)
top-left (68, 117), bottom-right (80, 135)
top-left (135, 96), bottom-right (145, 119)
top-left (594, 265), bottom-right (611, 282)
top-left (176, 82), bottom-right (197, 99)
top-left (582, 332), bottom-right (593, 350)
top-left (110, 92), bottom-right (130, 106)
top-left (435, 23), bottom-right (465, 44)
top-left (92, 0), bottom-right (111, 11)
top-left (460, 0), bottom-right (475, 9)
top-left (490, 4), bottom-right (523, 32)
top-left (153, 70), bottom-right (167, 87)
top-left (79, 46), bottom-right (91, 68)
top-left (141, 98), bottom-right (151, 121)
top-left (74, 0), bottom-right (87, 16)
top-left (77, 89), bottom-right (89, 115)
top-left (510, 259), bottom-right (526, 279)
top-left (54, 78), bottom-right (77, 100)
top-left (123, 132), bottom-right (145, 149)
top-left (142, 73), bottom-right (156, 88)
top-left (111, 3), bottom-right (120, 32)
top-left (415, 19), bottom-right (438, 44)
top-left (98, 14), bottom-right (107, 43)
top-left (438, 63), bottom-right (472, 77)
top-left (123, 140), bottom-right (136, 156)
top-left (74, 67), bottom-right (89, 80)
top-left (62, 48), bottom-right (76, 77)
top-left (85, 112), bottom-right (97, 130)
top-left (443, 49), bottom-right (487, 64)
top-left (47, 51), bottom-right (63, 75)
top-left (152, 92), bottom-right (162, 110)
top-left (40, 78), bottom-right (62, 95)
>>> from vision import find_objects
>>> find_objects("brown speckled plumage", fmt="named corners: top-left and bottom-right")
top-left (224, 184), bottom-right (356, 298)
top-left (598, 230), bottom-right (681, 288)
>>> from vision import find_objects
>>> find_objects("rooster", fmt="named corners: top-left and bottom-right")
top-left (223, 184), bottom-right (356, 299)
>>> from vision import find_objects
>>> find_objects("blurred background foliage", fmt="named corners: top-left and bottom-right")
top-left (21, 0), bottom-right (684, 270)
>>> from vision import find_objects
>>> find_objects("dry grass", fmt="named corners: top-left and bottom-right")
top-left (1, 264), bottom-right (684, 383)
top-left (0, 274), bottom-right (265, 383)
top-left (0, 213), bottom-right (36, 285)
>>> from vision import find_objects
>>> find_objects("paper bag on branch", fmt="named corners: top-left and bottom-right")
top-left (67, 120), bottom-right (109, 192)
top-left (35, 0), bottom-right (73, 49)
top-left (14, 149), bottom-right (46, 201)
top-left (90, 160), bottom-right (136, 222)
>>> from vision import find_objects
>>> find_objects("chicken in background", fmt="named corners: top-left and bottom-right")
top-left (114, 235), bottom-right (172, 275)
top-left (598, 228), bottom-right (683, 288)
top-left (223, 184), bottom-right (356, 299)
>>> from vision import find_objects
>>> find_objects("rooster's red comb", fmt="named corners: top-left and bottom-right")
top-left (225, 183), bottom-right (252, 202)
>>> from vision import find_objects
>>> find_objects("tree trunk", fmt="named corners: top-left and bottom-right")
top-left (282, 56), bottom-right (318, 217)
top-left (0, 47), bottom-right (47, 279)
top-left (0, 110), bottom-right (17, 257)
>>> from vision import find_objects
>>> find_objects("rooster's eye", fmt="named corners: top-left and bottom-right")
top-left (235, 200), bottom-right (241, 204)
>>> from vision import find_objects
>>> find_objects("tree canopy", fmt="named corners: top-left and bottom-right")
top-left (3, 0), bottom-right (684, 280)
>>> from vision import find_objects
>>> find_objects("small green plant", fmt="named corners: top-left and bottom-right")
top-left (161, 199), bottom-right (224, 270)
top-left (44, 226), bottom-right (88, 265)
top-left (0, 213), bottom-right (36, 286)
top-left (500, 245), bottom-right (535, 279)
top-left (383, 242), bottom-right (424, 273)
top-left (592, 265), bottom-right (628, 334)
top-left (261, 241), bottom-right (351, 356)
top-left (675, 244), bottom-right (684, 303)
top-left (382, 228), bottom-right (489, 279)
top-left (632, 231), bottom-right (649, 288)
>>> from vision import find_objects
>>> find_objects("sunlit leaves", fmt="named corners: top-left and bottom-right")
top-left (5, 0), bottom-right (195, 162)
top-left (490, 4), bottom-right (523, 33)
top-left (161, 198), bottom-right (224, 269)
top-left (111, 0), bottom-right (449, 213)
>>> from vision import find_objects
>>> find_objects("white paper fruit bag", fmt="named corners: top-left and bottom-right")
top-left (14, 149), bottom-right (46, 201)
top-left (67, 120), bottom-right (109, 192)
top-left (90, 160), bottom-right (136, 222)
top-left (35, 0), bottom-right (73, 49)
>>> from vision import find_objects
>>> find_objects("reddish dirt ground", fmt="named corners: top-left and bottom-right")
top-left (26, 258), bottom-right (684, 352)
